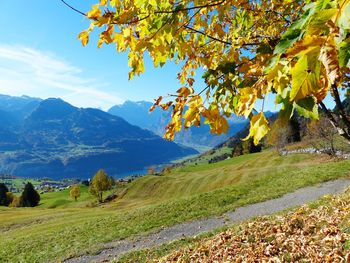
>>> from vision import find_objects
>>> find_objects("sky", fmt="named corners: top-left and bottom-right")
top-left (0, 1), bottom-right (335, 112)
top-left (0, 0), bottom-right (187, 110)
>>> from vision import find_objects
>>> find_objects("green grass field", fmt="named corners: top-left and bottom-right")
top-left (173, 146), bottom-right (232, 166)
top-left (38, 185), bottom-right (98, 209)
top-left (1, 151), bottom-right (349, 262)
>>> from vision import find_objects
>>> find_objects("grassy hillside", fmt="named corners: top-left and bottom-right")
top-left (117, 152), bottom-right (327, 208)
top-left (38, 185), bottom-right (97, 209)
top-left (1, 151), bottom-right (350, 262)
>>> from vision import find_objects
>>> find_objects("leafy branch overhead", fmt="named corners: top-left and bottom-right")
top-left (77, 0), bottom-right (350, 144)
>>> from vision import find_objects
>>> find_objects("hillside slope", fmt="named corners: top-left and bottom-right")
top-left (115, 151), bottom-right (334, 208)
top-left (1, 152), bottom-right (350, 262)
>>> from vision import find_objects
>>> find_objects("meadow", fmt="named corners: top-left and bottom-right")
top-left (1, 151), bottom-right (350, 262)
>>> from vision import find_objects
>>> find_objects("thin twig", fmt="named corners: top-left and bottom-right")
top-left (153, 0), bottom-right (226, 14)
top-left (60, 0), bottom-right (86, 16)
top-left (184, 25), bottom-right (232, 45)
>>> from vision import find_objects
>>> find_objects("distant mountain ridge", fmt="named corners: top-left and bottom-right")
top-left (108, 101), bottom-right (249, 151)
top-left (0, 95), bottom-right (197, 179)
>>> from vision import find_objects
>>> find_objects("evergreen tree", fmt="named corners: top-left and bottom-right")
top-left (289, 116), bottom-right (301, 143)
top-left (21, 182), bottom-right (40, 207)
top-left (245, 139), bottom-right (262, 154)
top-left (0, 183), bottom-right (10, 206)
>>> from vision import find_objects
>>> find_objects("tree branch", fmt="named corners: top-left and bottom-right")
top-left (60, 0), bottom-right (86, 16)
top-left (153, 0), bottom-right (226, 14)
top-left (319, 101), bottom-right (350, 142)
top-left (184, 25), bottom-right (232, 45)
top-left (331, 84), bottom-right (350, 132)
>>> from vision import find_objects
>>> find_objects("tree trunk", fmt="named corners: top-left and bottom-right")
top-left (319, 102), bottom-right (350, 144)
top-left (98, 192), bottom-right (103, 203)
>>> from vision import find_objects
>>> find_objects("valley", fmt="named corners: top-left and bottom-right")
top-left (0, 95), bottom-right (198, 179)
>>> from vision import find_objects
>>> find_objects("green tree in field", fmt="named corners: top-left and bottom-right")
top-left (89, 169), bottom-right (112, 203)
top-left (21, 182), bottom-right (40, 207)
top-left (0, 183), bottom-right (11, 206)
top-left (70, 184), bottom-right (81, 201)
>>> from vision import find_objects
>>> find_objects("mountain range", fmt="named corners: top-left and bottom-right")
top-left (0, 95), bottom-right (197, 179)
top-left (108, 101), bottom-right (249, 151)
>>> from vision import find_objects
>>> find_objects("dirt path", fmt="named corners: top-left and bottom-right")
top-left (65, 178), bottom-right (350, 263)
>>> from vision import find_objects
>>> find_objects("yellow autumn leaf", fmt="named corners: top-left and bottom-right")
top-left (203, 107), bottom-right (229, 135)
top-left (290, 49), bottom-right (321, 101)
top-left (183, 108), bottom-right (200, 128)
top-left (98, 25), bottom-right (114, 48)
top-left (87, 5), bottom-right (101, 19)
top-left (319, 35), bottom-right (339, 86)
top-left (78, 30), bottom-right (89, 46)
top-left (148, 0), bottom-right (157, 8)
top-left (183, 96), bottom-right (203, 128)
top-left (177, 87), bottom-right (193, 98)
top-left (99, 0), bottom-right (107, 5)
top-left (244, 112), bottom-right (270, 145)
top-left (109, 0), bottom-right (120, 7)
top-left (164, 114), bottom-right (182, 140)
top-left (235, 87), bottom-right (257, 118)
top-left (266, 60), bottom-right (289, 95)
top-left (160, 102), bottom-right (172, 111)
top-left (113, 33), bottom-right (125, 51)
top-left (122, 27), bottom-right (132, 38)
top-left (286, 35), bottom-right (324, 58)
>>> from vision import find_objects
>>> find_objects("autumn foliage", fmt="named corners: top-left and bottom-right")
top-left (158, 190), bottom-right (350, 262)
top-left (89, 169), bottom-right (112, 203)
top-left (77, 0), bottom-right (350, 144)
top-left (70, 184), bottom-right (81, 201)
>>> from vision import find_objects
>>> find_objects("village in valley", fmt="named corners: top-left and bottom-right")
top-left (0, 175), bottom-right (78, 194)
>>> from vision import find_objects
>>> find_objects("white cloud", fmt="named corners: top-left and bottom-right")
top-left (0, 45), bottom-right (123, 110)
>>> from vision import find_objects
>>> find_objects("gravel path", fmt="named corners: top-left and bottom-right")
top-left (65, 178), bottom-right (350, 263)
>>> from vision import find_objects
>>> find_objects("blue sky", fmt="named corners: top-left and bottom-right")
top-left (0, 1), bottom-right (335, 112)
top-left (0, 0), bottom-right (187, 110)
